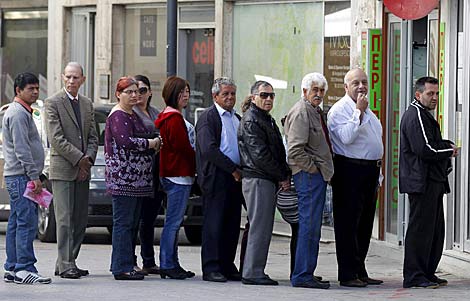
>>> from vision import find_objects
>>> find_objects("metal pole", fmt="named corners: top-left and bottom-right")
top-left (167, 0), bottom-right (177, 77)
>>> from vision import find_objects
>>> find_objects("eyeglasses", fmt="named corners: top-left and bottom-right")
top-left (122, 89), bottom-right (139, 95)
top-left (254, 92), bottom-right (276, 99)
top-left (139, 87), bottom-right (149, 94)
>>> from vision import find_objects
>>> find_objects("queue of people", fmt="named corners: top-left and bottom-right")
top-left (2, 63), bottom-right (458, 289)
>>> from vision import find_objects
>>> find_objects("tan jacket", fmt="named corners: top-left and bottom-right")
top-left (45, 89), bottom-right (99, 181)
top-left (284, 99), bottom-right (334, 181)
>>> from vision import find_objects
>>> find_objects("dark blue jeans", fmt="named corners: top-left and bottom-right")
top-left (111, 195), bottom-right (142, 275)
top-left (291, 171), bottom-right (327, 285)
top-left (4, 175), bottom-right (38, 273)
top-left (159, 178), bottom-right (191, 269)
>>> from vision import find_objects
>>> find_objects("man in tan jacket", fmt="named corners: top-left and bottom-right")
top-left (284, 73), bottom-right (333, 290)
top-left (45, 62), bottom-right (98, 279)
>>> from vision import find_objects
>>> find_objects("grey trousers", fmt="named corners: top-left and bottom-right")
top-left (241, 177), bottom-right (276, 279)
top-left (52, 180), bottom-right (90, 273)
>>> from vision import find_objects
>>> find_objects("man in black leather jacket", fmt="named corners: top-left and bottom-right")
top-left (238, 80), bottom-right (291, 286)
top-left (399, 76), bottom-right (459, 289)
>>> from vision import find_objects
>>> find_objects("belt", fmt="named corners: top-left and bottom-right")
top-left (334, 154), bottom-right (382, 167)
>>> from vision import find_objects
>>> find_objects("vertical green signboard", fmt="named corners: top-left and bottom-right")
top-left (368, 29), bottom-right (382, 119)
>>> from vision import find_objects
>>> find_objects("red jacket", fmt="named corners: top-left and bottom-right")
top-left (154, 107), bottom-right (195, 177)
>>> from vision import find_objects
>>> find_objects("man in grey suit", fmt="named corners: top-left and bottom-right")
top-left (45, 62), bottom-right (98, 279)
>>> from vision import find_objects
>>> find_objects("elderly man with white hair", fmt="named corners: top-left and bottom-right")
top-left (283, 72), bottom-right (333, 289)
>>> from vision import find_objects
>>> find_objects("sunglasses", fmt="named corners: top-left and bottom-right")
top-left (139, 87), bottom-right (149, 94)
top-left (255, 92), bottom-right (276, 99)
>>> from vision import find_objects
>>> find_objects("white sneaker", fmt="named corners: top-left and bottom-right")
top-left (4, 270), bottom-right (15, 283)
top-left (14, 270), bottom-right (52, 284)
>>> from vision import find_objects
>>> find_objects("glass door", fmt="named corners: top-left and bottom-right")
top-left (178, 28), bottom-right (215, 124)
top-left (71, 7), bottom-right (96, 99)
top-left (385, 15), bottom-right (410, 244)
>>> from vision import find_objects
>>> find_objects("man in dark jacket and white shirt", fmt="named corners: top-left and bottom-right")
top-left (400, 76), bottom-right (459, 289)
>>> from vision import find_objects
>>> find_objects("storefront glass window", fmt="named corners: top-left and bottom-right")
top-left (0, 10), bottom-right (47, 105)
top-left (232, 2), bottom-right (324, 124)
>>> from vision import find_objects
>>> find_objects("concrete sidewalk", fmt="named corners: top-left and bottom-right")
top-left (0, 226), bottom-right (469, 300)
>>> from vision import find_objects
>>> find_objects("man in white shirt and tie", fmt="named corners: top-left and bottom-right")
top-left (327, 68), bottom-right (384, 288)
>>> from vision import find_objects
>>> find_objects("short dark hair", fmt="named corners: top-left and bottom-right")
top-left (241, 80), bottom-right (273, 113)
top-left (415, 76), bottom-right (438, 93)
top-left (14, 72), bottom-right (39, 96)
top-left (162, 76), bottom-right (190, 109)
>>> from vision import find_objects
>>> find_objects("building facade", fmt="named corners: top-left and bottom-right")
top-left (4, 0), bottom-right (469, 272)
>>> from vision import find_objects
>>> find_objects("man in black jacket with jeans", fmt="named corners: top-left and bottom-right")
top-left (399, 76), bottom-right (459, 289)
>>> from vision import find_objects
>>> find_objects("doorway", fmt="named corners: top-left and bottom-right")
top-left (384, 10), bottom-right (440, 244)
top-left (70, 7), bottom-right (96, 99)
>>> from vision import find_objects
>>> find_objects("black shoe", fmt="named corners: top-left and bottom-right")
top-left (142, 266), bottom-right (160, 275)
top-left (340, 279), bottom-right (367, 287)
top-left (314, 275), bottom-right (330, 284)
top-left (160, 268), bottom-right (188, 280)
top-left (59, 269), bottom-right (81, 279)
top-left (359, 277), bottom-right (383, 285)
top-left (429, 276), bottom-right (448, 286)
top-left (242, 276), bottom-right (278, 286)
top-left (176, 266), bottom-right (195, 278)
top-left (293, 278), bottom-right (330, 289)
top-left (225, 272), bottom-right (242, 281)
top-left (203, 272), bottom-right (227, 282)
top-left (404, 281), bottom-right (439, 289)
top-left (114, 270), bottom-right (145, 280)
top-left (76, 268), bottom-right (89, 277)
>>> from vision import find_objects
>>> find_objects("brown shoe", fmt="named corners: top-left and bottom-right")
top-left (340, 279), bottom-right (367, 287)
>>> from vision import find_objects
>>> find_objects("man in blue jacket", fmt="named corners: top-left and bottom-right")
top-left (399, 76), bottom-right (459, 289)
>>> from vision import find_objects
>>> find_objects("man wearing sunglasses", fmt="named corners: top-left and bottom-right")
top-left (284, 72), bottom-right (333, 289)
top-left (327, 68), bottom-right (383, 288)
top-left (238, 80), bottom-right (291, 286)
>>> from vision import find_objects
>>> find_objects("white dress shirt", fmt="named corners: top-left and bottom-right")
top-left (214, 102), bottom-right (240, 165)
top-left (327, 94), bottom-right (383, 160)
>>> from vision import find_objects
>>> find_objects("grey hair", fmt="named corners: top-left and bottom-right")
top-left (300, 73), bottom-right (328, 98)
top-left (211, 77), bottom-right (237, 95)
top-left (64, 61), bottom-right (84, 76)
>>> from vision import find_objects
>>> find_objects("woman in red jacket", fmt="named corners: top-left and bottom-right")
top-left (154, 76), bottom-right (195, 279)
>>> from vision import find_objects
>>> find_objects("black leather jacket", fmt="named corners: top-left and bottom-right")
top-left (238, 103), bottom-right (291, 183)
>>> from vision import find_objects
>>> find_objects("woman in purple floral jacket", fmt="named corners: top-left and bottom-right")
top-left (105, 77), bottom-right (161, 281)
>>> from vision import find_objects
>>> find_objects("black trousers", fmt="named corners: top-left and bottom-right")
top-left (332, 157), bottom-right (380, 282)
top-left (403, 181), bottom-right (446, 287)
top-left (133, 157), bottom-right (163, 268)
top-left (201, 172), bottom-right (243, 275)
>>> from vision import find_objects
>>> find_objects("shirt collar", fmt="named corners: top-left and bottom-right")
top-left (214, 102), bottom-right (236, 117)
top-left (14, 96), bottom-right (33, 113)
top-left (64, 88), bottom-right (79, 101)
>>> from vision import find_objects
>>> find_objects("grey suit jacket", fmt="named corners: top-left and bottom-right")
top-left (45, 89), bottom-right (99, 181)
